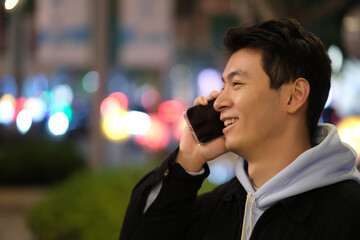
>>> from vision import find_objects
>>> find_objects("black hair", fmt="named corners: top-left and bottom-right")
top-left (223, 18), bottom-right (332, 139)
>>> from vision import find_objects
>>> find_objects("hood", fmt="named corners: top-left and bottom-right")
top-left (236, 123), bottom-right (360, 240)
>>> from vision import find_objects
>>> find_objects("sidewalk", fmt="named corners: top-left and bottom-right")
top-left (0, 187), bottom-right (48, 240)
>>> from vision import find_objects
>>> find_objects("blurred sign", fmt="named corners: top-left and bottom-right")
top-left (35, 0), bottom-right (92, 68)
top-left (117, 0), bottom-right (174, 69)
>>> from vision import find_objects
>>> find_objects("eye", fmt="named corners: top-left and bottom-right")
top-left (232, 82), bottom-right (244, 87)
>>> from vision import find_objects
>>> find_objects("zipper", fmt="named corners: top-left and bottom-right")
top-left (237, 193), bottom-right (254, 240)
top-left (248, 218), bottom-right (258, 240)
top-left (238, 192), bottom-right (257, 240)
top-left (249, 205), bottom-right (280, 240)
top-left (237, 197), bottom-right (244, 240)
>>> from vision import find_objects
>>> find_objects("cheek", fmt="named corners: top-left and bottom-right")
top-left (236, 93), bottom-right (264, 118)
top-left (239, 91), bottom-right (280, 127)
top-left (233, 92), bottom-right (254, 111)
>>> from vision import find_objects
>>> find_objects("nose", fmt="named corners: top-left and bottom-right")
top-left (214, 90), bottom-right (231, 112)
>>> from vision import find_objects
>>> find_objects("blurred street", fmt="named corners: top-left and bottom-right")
top-left (0, 187), bottom-right (47, 240)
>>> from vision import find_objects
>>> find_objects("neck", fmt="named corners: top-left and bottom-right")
top-left (245, 125), bottom-right (311, 188)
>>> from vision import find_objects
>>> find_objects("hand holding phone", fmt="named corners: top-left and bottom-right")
top-left (184, 98), bottom-right (224, 145)
top-left (176, 94), bottom-right (227, 173)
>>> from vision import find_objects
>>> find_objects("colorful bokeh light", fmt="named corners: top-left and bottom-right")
top-left (101, 109), bottom-right (130, 141)
top-left (123, 111), bottom-right (151, 135)
top-left (14, 97), bottom-right (26, 122)
top-left (39, 90), bottom-right (54, 106)
top-left (108, 92), bottom-right (128, 110)
top-left (100, 97), bottom-right (121, 117)
top-left (208, 160), bottom-right (235, 185)
top-left (52, 84), bottom-right (74, 105)
top-left (82, 71), bottom-right (100, 93)
top-left (337, 116), bottom-right (360, 158)
top-left (16, 109), bottom-right (32, 134)
top-left (1, 94), bottom-right (16, 105)
top-left (136, 115), bottom-right (170, 150)
top-left (4, 0), bottom-right (19, 11)
top-left (24, 97), bottom-right (47, 122)
top-left (158, 100), bottom-right (184, 123)
top-left (173, 117), bottom-right (187, 141)
top-left (328, 45), bottom-right (343, 74)
top-left (141, 89), bottom-right (162, 112)
top-left (0, 94), bottom-right (16, 124)
top-left (197, 68), bottom-right (222, 97)
top-left (48, 112), bottom-right (69, 136)
top-left (50, 102), bottom-right (73, 122)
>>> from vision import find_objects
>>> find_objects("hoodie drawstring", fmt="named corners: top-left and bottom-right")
top-left (240, 192), bottom-right (257, 240)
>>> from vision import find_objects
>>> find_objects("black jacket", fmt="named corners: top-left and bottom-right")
top-left (120, 149), bottom-right (360, 240)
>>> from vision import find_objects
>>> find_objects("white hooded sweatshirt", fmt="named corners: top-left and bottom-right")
top-left (236, 123), bottom-right (360, 240)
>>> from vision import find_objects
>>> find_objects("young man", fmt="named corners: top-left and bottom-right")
top-left (120, 18), bottom-right (360, 240)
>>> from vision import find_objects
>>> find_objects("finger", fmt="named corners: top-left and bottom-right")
top-left (208, 90), bottom-right (220, 100)
top-left (194, 95), bottom-right (208, 106)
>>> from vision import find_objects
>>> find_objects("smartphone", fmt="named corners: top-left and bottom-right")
top-left (183, 99), bottom-right (224, 145)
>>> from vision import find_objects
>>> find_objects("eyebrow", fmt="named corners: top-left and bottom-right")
top-left (222, 70), bottom-right (249, 83)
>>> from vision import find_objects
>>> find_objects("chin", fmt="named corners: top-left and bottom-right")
top-left (224, 139), bottom-right (237, 152)
top-left (225, 137), bottom-right (245, 155)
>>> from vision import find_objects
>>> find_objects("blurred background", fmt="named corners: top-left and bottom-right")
top-left (0, 0), bottom-right (360, 239)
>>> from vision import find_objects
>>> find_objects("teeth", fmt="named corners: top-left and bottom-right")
top-left (224, 118), bottom-right (238, 127)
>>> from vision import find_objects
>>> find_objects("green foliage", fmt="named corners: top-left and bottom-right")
top-left (0, 138), bottom-right (86, 185)
top-left (29, 165), bottom-right (216, 240)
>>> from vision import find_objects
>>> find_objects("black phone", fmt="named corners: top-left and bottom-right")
top-left (183, 98), bottom-right (224, 145)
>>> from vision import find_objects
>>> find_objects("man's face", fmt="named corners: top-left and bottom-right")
top-left (214, 48), bottom-right (288, 157)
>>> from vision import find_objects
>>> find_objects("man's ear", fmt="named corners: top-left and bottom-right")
top-left (286, 78), bottom-right (310, 114)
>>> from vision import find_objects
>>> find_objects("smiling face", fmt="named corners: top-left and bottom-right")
top-left (214, 48), bottom-right (289, 158)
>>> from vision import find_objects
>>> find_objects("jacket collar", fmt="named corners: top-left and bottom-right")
top-left (222, 177), bottom-right (323, 224)
top-left (222, 177), bottom-right (247, 202)
top-left (278, 185), bottom-right (324, 223)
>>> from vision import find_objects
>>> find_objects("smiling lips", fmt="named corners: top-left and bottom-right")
top-left (224, 118), bottom-right (239, 127)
